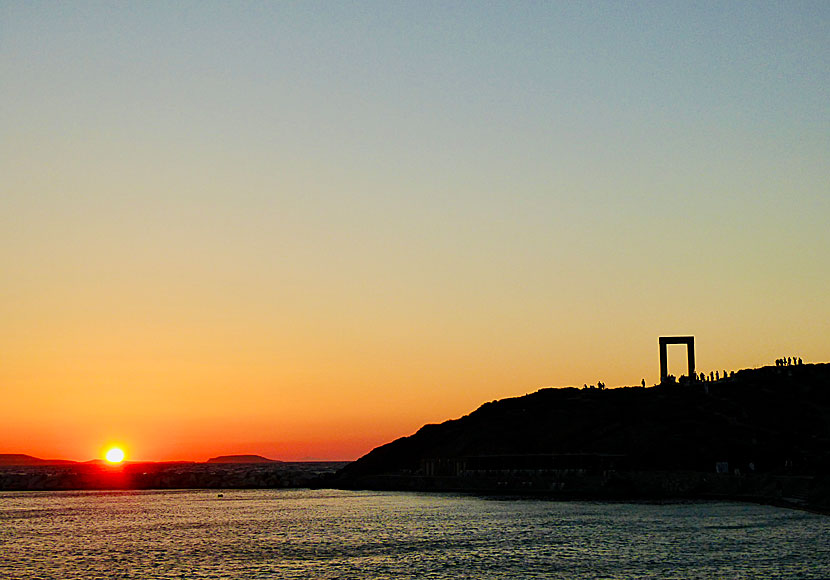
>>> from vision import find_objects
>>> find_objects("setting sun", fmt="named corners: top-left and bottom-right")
top-left (105, 447), bottom-right (125, 463)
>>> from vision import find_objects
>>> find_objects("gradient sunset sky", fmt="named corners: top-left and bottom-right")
top-left (2, 2), bottom-right (828, 461)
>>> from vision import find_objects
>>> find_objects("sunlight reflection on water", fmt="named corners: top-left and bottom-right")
top-left (1, 489), bottom-right (828, 579)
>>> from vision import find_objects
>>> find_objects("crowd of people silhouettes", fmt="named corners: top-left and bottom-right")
top-left (585, 357), bottom-right (805, 391)
top-left (582, 381), bottom-right (606, 390)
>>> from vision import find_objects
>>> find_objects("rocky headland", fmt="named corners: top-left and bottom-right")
top-left (330, 363), bottom-right (830, 513)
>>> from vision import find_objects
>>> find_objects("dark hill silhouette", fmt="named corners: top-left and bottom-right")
top-left (206, 454), bottom-right (281, 464)
top-left (332, 364), bottom-right (830, 509)
top-left (0, 454), bottom-right (76, 465)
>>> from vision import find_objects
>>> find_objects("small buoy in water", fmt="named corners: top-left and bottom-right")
top-left (217, 493), bottom-right (224, 498)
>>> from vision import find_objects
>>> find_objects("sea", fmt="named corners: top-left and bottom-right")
top-left (1, 489), bottom-right (828, 579)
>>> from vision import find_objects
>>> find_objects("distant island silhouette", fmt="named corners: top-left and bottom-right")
top-left (0, 454), bottom-right (76, 466)
top-left (206, 455), bottom-right (282, 464)
top-left (0, 454), bottom-right (282, 466)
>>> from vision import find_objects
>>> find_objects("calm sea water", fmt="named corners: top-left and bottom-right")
top-left (1, 489), bottom-right (828, 579)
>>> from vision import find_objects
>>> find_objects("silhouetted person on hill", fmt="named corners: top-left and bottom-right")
top-left (788, 357), bottom-right (792, 365)
top-left (798, 357), bottom-right (803, 365)
top-left (715, 371), bottom-right (719, 381)
top-left (641, 378), bottom-right (646, 388)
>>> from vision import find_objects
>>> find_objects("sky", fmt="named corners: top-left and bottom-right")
top-left (2, 1), bottom-right (828, 462)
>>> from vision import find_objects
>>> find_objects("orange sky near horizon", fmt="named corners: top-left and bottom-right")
top-left (2, 3), bottom-right (828, 462)
top-left (3, 322), bottom-right (823, 462)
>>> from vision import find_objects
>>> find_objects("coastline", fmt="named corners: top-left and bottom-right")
top-left (327, 470), bottom-right (830, 516)
top-left (3, 463), bottom-right (825, 516)
top-left (0, 461), bottom-right (346, 491)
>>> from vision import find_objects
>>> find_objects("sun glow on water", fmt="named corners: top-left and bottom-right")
top-left (105, 447), bottom-right (125, 463)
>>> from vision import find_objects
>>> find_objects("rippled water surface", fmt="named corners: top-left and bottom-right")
top-left (1, 489), bottom-right (828, 579)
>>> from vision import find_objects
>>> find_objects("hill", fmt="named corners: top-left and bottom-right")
top-left (206, 455), bottom-right (282, 464)
top-left (0, 454), bottom-right (76, 466)
top-left (332, 364), bottom-right (830, 509)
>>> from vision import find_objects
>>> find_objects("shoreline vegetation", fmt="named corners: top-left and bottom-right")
top-left (3, 364), bottom-right (829, 514)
